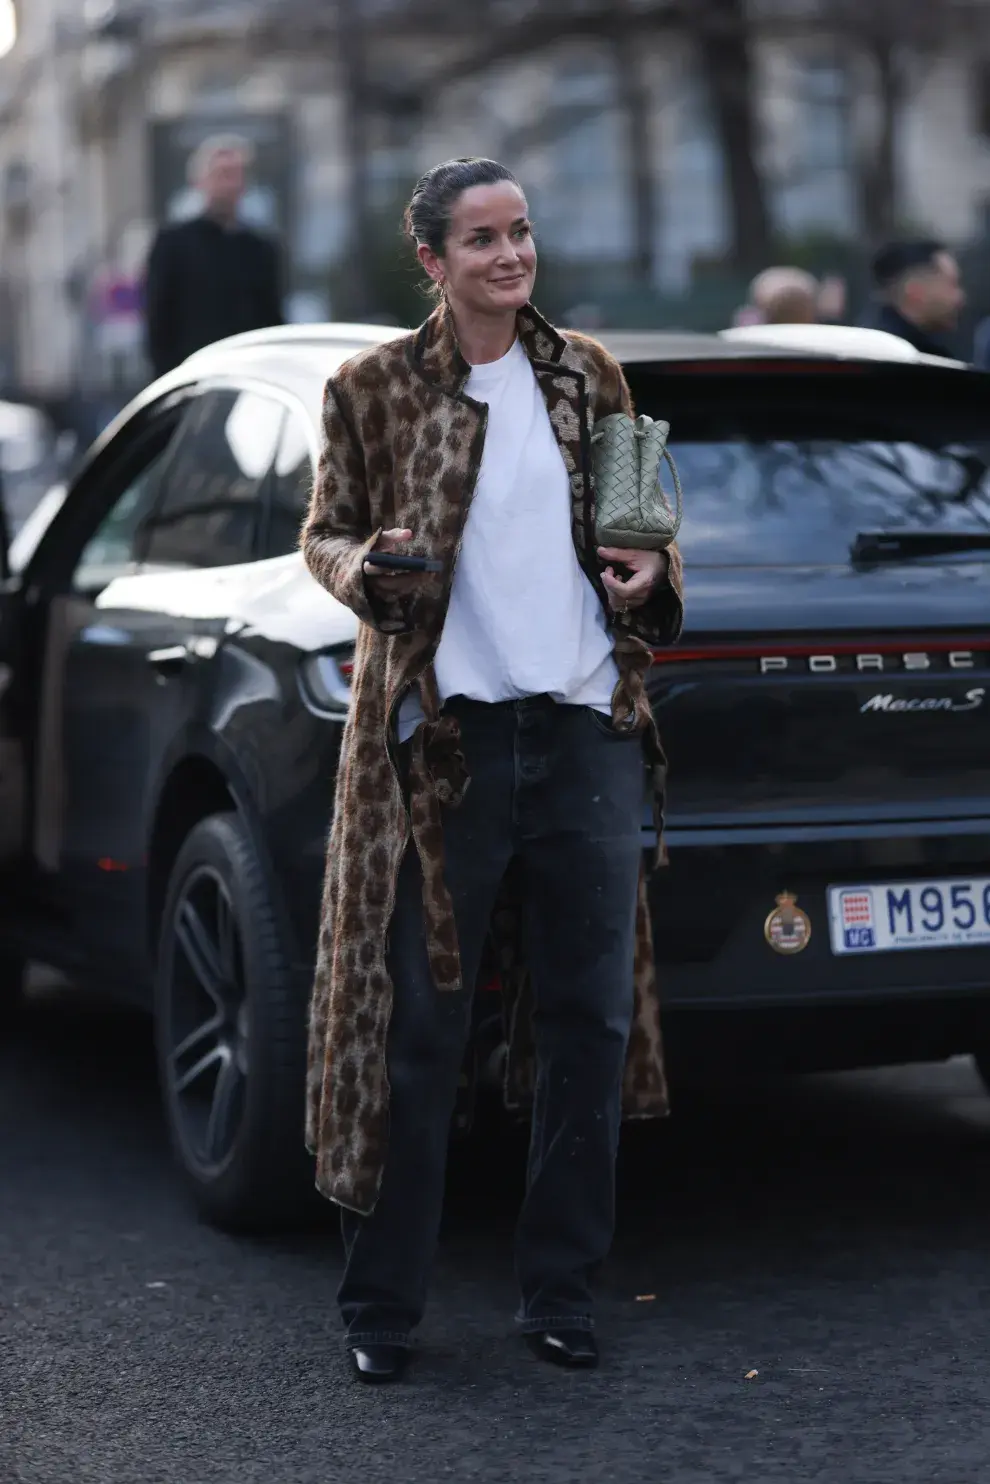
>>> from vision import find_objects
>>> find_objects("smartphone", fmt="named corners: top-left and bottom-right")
top-left (365, 552), bottom-right (444, 573)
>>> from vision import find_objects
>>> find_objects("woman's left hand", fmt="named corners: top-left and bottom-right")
top-left (598, 546), bottom-right (669, 614)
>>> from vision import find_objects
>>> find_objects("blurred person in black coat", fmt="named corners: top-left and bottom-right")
top-left (865, 240), bottom-right (964, 358)
top-left (144, 135), bottom-right (284, 378)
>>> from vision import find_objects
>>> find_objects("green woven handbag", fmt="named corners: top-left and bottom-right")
top-left (591, 412), bottom-right (683, 551)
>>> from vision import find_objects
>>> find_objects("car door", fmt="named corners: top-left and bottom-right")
top-left (0, 515), bottom-right (30, 876)
top-left (43, 386), bottom-right (285, 991)
top-left (0, 412), bottom-right (66, 884)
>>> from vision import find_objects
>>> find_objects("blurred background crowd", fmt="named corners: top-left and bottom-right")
top-left (0, 0), bottom-right (988, 484)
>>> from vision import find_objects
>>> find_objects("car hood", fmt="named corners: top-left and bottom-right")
top-left (98, 552), bottom-right (989, 658)
top-left (98, 552), bottom-right (359, 654)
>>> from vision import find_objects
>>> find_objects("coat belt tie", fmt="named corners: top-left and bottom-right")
top-left (405, 667), bottom-right (469, 993)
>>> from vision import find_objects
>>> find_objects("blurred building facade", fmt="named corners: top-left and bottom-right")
top-left (0, 0), bottom-right (989, 399)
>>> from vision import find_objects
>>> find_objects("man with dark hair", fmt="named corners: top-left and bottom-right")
top-left (144, 135), bottom-right (284, 378)
top-left (867, 239), bottom-right (964, 357)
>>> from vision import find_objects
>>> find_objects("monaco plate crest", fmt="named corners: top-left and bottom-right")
top-left (764, 891), bottom-right (811, 955)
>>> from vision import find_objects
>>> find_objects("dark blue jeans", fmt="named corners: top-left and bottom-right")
top-left (339, 695), bottom-right (645, 1347)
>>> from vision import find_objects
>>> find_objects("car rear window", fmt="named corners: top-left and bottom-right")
top-left (627, 364), bottom-right (990, 567)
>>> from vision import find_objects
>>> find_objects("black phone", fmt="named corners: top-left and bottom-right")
top-left (365, 552), bottom-right (444, 573)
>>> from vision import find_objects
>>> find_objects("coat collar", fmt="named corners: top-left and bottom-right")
top-left (410, 300), bottom-right (569, 397)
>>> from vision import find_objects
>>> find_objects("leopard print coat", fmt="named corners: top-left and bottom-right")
top-left (301, 302), bottom-right (684, 1214)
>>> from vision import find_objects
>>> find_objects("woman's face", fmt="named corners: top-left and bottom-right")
top-left (419, 181), bottom-right (537, 318)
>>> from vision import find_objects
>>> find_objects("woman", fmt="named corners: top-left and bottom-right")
top-left (302, 157), bottom-right (683, 1383)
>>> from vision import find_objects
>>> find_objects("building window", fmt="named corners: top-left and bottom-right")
top-left (528, 58), bottom-right (630, 261)
top-left (659, 78), bottom-right (727, 293)
top-left (774, 57), bottom-right (854, 237)
top-left (802, 60), bottom-right (848, 172)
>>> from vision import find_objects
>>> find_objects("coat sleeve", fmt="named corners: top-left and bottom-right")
top-left (144, 229), bottom-right (177, 378)
top-left (301, 378), bottom-right (414, 634)
top-left (596, 348), bottom-right (684, 649)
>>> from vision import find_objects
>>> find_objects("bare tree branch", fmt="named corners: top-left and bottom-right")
top-left (406, 1), bottom-right (680, 93)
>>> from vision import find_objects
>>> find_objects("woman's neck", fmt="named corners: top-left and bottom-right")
top-left (449, 306), bottom-right (518, 367)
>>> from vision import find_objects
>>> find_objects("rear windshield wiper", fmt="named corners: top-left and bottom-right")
top-left (851, 530), bottom-right (990, 565)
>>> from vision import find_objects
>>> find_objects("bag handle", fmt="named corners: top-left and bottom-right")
top-left (660, 447), bottom-right (683, 532)
top-left (633, 425), bottom-right (683, 532)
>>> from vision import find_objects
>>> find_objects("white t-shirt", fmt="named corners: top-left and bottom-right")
top-left (398, 337), bottom-right (618, 741)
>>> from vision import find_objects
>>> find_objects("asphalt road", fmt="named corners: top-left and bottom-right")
top-left (4, 981), bottom-right (990, 1484)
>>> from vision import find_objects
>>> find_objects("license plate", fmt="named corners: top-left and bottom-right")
top-left (828, 877), bottom-right (990, 955)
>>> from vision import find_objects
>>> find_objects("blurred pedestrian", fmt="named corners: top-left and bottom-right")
top-left (144, 135), bottom-right (284, 378)
top-left (865, 240), bottom-right (964, 357)
top-left (749, 266), bottom-right (819, 325)
top-left (733, 267), bottom-right (846, 328)
top-left (302, 156), bottom-right (683, 1384)
top-left (816, 274), bottom-right (848, 325)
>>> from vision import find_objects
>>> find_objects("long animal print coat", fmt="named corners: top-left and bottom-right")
top-left (301, 302), bottom-right (684, 1214)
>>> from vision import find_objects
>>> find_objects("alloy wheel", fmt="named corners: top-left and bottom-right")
top-left (163, 865), bottom-right (249, 1177)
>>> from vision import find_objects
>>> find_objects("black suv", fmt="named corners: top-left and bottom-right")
top-left (2, 323), bottom-right (989, 1229)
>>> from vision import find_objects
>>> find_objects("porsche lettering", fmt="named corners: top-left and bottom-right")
top-left (759, 651), bottom-right (976, 675)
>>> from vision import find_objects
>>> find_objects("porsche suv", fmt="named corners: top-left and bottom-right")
top-left (2, 321), bottom-right (989, 1230)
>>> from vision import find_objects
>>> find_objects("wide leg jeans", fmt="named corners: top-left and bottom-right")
top-left (338, 695), bottom-right (645, 1347)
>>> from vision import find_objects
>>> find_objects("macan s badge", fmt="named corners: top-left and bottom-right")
top-left (860, 689), bottom-right (985, 715)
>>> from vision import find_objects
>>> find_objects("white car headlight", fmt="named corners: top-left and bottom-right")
top-left (298, 650), bottom-right (353, 718)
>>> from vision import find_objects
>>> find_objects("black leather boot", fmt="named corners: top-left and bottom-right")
top-left (348, 1344), bottom-right (410, 1384)
top-left (525, 1329), bottom-right (599, 1370)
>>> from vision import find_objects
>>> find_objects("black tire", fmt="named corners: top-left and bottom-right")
top-left (0, 947), bottom-right (26, 1033)
top-left (154, 812), bottom-right (312, 1233)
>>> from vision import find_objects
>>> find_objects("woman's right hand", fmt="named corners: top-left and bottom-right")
top-left (362, 528), bottom-right (425, 597)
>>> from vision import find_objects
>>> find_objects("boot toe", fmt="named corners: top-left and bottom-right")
top-left (525, 1329), bottom-right (599, 1370)
top-left (348, 1343), bottom-right (410, 1384)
